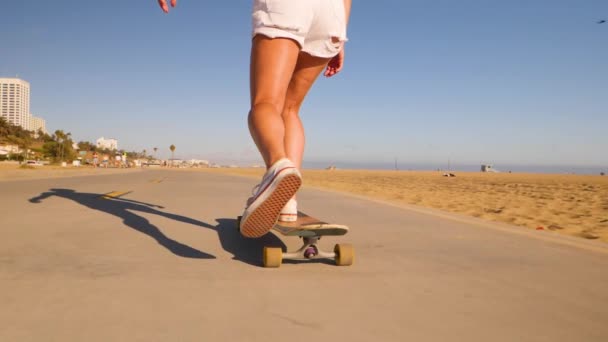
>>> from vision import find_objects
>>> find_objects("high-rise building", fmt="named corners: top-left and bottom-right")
top-left (29, 115), bottom-right (47, 134)
top-left (0, 78), bottom-right (30, 130)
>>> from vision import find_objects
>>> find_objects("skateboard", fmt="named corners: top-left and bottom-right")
top-left (237, 212), bottom-right (354, 268)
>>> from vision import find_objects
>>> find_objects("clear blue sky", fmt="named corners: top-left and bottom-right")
top-left (1, 0), bottom-right (607, 170)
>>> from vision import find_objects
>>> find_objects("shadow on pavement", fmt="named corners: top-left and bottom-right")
top-left (28, 188), bottom-right (285, 266)
top-left (215, 218), bottom-right (285, 266)
top-left (29, 188), bottom-right (215, 259)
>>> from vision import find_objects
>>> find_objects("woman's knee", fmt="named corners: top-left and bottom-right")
top-left (250, 100), bottom-right (282, 118)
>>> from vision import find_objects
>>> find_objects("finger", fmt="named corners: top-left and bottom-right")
top-left (335, 53), bottom-right (344, 73)
top-left (171, 0), bottom-right (177, 7)
top-left (335, 63), bottom-right (343, 74)
top-left (325, 61), bottom-right (335, 76)
top-left (158, 0), bottom-right (169, 13)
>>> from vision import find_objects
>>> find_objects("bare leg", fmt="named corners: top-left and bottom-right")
top-left (249, 36), bottom-right (300, 168)
top-left (282, 52), bottom-right (332, 170)
top-left (279, 52), bottom-right (332, 214)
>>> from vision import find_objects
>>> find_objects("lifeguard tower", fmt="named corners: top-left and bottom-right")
top-left (481, 164), bottom-right (499, 173)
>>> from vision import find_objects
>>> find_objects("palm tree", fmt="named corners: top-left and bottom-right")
top-left (153, 147), bottom-right (158, 160)
top-left (54, 130), bottom-right (66, 162)
top-left (169, 144), bottom-right (176, 166)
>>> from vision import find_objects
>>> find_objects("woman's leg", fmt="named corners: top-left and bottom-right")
top-left (278, 52), bottom-right (332, 222)
top-left (241, 35), bottom-right (304, 237)
top-left (249, 35), bottom-right (301, 168)
top-left (283, 52), bottom-right (332, 170)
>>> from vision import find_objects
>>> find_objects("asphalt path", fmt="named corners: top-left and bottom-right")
top-left (1, 169), bottom-right (607, 341)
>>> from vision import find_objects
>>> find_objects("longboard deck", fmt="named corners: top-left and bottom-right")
top-left (272, 212), bottom-right (349, 237)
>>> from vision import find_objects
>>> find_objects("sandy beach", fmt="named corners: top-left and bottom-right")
top-left (195, 168), bottom-right (608, 243)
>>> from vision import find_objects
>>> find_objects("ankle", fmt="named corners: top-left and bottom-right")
top-left (267, 156), bottom-right (288, 169)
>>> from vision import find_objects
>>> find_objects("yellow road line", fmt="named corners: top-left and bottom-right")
top-left (100, 191), bottom-right (131, 199)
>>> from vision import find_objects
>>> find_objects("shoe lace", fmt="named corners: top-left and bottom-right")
top-left (246, 170), bottom-right (274, 207)
top-left (251, 183), bottom-right (261, 196)
top-left (245, 183), bottom-right (261, 208)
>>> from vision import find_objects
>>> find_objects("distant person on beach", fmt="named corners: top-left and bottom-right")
top-left (158, 0), bottom-right (351, 238)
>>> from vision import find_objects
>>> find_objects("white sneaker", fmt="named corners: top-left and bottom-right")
top-left (240, 158), bottom-right (302, 237)
top-left (279, 198), bottom-right (298, 222)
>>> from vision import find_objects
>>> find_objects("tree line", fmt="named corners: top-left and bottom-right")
top-left (0, 117), bottom-right (150, 163)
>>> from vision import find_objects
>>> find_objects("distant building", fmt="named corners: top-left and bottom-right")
top-left (187, 159), bottom-right (209, 166)
top-left (0, 78), bottom-right (30, 130)
top-left (0, 144), bottom-right (20, 154)
top-left (0, 78), bottom-right (48, 134)
top-left (96, 137), bottom-right (118, 150)
top-left (29, 115), bottom-right (47, 134)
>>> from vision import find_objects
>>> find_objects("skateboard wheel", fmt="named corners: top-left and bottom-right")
top-left (263, 247), bottom-right (282, 268)
top-left (334, 244), bottom-right (354, 266)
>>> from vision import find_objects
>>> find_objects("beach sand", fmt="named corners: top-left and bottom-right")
top-left (196, 168), bottom-right (608, 243)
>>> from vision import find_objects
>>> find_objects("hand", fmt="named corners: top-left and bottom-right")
top-left (324, 47), bottom-right (345, 77)
top-left (158, 0), bottom-right (177, 13)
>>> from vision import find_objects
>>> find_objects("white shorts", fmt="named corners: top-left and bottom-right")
top-left (252, 0), bottom-right (348, 58)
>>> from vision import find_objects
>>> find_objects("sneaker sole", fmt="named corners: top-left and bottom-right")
top-left (241, 174), bottom-right (302, 238)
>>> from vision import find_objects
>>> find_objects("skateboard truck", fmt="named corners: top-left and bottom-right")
top-left (264, 237), bottom-right (354, 268)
